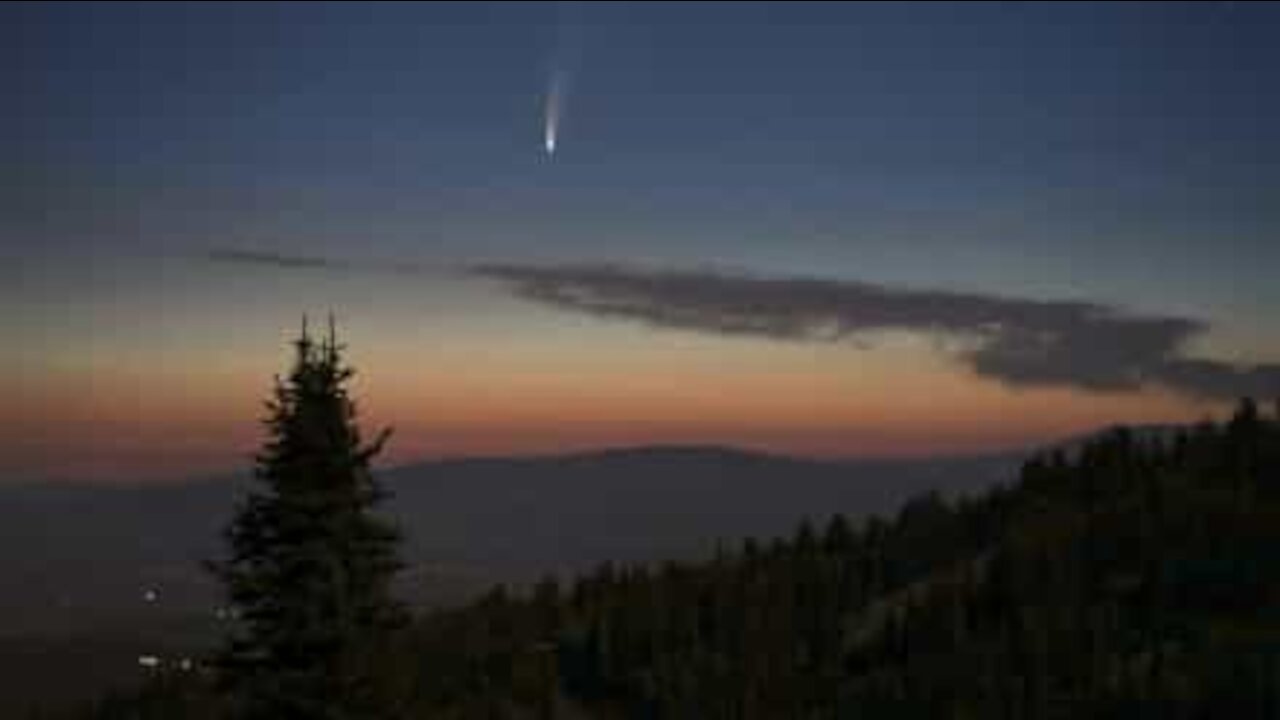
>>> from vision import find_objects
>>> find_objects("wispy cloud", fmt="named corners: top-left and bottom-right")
top-left (206, 248), bottom-right (434, 276)
top-left (205, 248), bottom-right (1280, 400)
top-left (472, 263), bottom-right (1280, 401)
top-left (208, 248), bottom-right (350, 270)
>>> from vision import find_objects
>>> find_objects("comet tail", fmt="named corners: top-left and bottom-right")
top-left (544, 69), bottom-right (565, 156)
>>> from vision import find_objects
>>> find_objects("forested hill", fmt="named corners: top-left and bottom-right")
top-left (79, 401), bottom-right (1280, 718)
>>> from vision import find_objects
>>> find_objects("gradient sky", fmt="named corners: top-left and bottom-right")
top-left (6, 2), bottom-right (1280, 483)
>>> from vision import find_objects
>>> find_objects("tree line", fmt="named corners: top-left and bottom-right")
top-left (68, 331), bottom-right (1280, 718)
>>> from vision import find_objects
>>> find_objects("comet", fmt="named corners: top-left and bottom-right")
top-left (543, 1), bottom-right (584, 157)
top-left (544, 68), bottom-right (566, 156)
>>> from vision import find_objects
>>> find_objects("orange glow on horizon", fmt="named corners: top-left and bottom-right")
top-left (6, 337), bottom-right (1221, 483)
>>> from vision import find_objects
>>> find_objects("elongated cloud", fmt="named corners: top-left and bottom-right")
top-left (208, 248), bottom-right (347, 270)
top-left (206, 248), bottom-right (435, 276)
top-left (206, 249), bottom-right (1280, 400)
top-left (472, 263), bottom-right (1280, 401)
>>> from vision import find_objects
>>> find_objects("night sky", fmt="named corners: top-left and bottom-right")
top-left (7, 2), bottom-right (1280, 482)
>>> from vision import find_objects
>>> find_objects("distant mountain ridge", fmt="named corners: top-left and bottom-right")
top-left (0, 443), bottom-right (1023, 637)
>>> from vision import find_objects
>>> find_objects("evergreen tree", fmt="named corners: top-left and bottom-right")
top-left (211, 320), bottom-right (405, 719)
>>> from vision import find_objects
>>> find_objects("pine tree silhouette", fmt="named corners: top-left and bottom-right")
top-left (211, 318), bottom-right (405, 719)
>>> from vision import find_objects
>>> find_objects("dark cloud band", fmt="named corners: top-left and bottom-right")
top-left (207, 249), bottom-right (1280, 401)
top-left (471, 263), bottom-right (1280, 401)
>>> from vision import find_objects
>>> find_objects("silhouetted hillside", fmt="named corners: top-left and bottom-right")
top-left (1, 446), bottom-right (1017, 716)
top-left (0, 447), bottom-right (1018, 638)
top-left (359, 403), bottom-right (1280, 717)
top-left (49, 404), bottom-right (1280, 717)
top-left (383, 446), bottom-right (1018, 589)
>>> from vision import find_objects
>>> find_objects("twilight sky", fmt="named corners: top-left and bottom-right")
top-left (6, 2), bottom-right (1280, 483)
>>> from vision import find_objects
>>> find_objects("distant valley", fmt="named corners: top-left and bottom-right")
top-left (0, 445), bottom-right (1023, 638)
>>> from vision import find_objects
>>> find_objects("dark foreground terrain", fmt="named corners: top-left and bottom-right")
top-left (3, 447), bottom-right (1015, 717)
top-left (52, 401), bottom-right (1280, 718)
